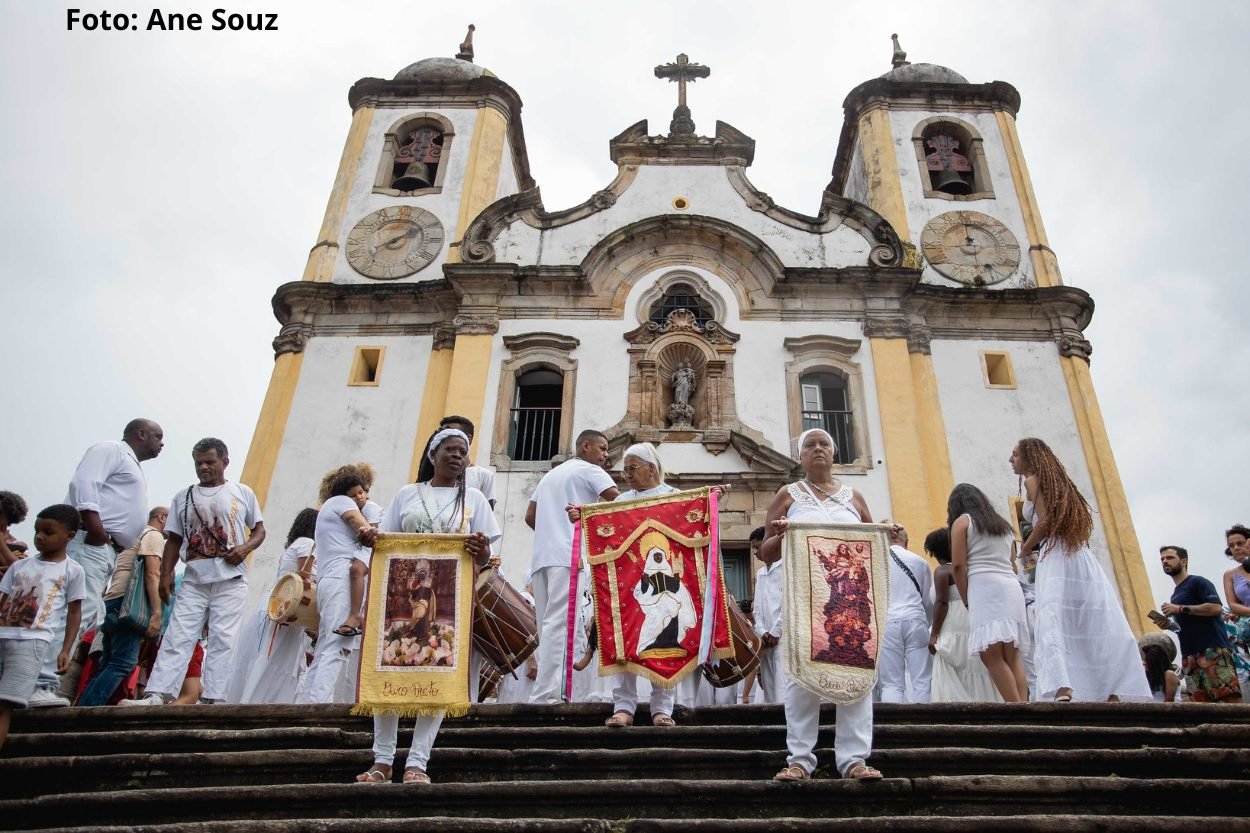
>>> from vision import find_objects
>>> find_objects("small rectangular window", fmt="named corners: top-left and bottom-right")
top-left (980, 350), bottom-right (1016, 389)
top-left (349, 346), bottom-right (385, 386)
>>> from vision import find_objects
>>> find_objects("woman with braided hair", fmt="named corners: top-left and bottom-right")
top-left (1011, 438), bottom-right (1149, 702)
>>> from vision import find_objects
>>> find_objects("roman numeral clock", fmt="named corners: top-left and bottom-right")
top-left (920, 210), bottom-right (1021, 287)
top-left (345, 206), bottom-right (445, 280)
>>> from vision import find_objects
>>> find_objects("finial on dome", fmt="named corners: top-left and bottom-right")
top-left (891, 33), bottom-right (910, 69)
top-left (457, 24), bottom-right (475, 62)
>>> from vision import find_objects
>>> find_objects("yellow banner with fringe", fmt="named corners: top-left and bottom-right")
top-left (353, 533), bottom-right (474, 718)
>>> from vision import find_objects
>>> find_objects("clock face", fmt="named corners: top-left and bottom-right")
top-left (921, 211), bottom-right (1021, 286)
top-left (346, 206), bottom-right (445, 280)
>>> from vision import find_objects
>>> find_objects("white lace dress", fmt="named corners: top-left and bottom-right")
top-left (930, 583), bottom-right (1004, 703)
top-left (1027, 500), bottom-right (1151, 701)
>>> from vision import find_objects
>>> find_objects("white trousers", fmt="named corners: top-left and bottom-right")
top-left (298, 574), bottom-right (357, 704)
top-left (612, 672), bottom-right (677, 716)
top-left (783, 659), bottom-right (874, 776)
top-left (372, 652), bottom-right (482, 771)
top-left (756, 645), bottom-right (782, 704)
top-left (147, 576), bottom-right (248, 701)
top-left (876, 616), bottom-right (933, 703)
top-left (529, 566), bottom-right (571, 704)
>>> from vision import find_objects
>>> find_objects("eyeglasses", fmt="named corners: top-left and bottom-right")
top-left (623, 465), bottom-right (651, 474)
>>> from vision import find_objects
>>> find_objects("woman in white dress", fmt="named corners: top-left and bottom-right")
top-left (925, 528), bottom-right (1003, 703)
top-left (226, 508), bottom-right (318, 704)
top-left (947, 484), bottom-right (1029, 703)
top-left (356, 427), bottom-right (499, 785)
top-left (764, 428), bottom-right (882, 782)
top-left (1011, 438), bottom-right (1150, 702)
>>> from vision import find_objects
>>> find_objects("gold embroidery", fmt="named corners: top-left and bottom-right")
top-left (596, 525), bottom-right (615, 538)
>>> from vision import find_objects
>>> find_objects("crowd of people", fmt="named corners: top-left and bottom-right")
top-left (0, 415), bottom-right (1245, 783)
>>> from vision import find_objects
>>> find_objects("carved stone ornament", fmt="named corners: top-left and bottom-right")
top-left (625, 308), bottom-right (741, 346)
top-left (272, 324), bottom-right (311, 357)
top-left (1057, 334), bottom-right (1093, 362)
top-left (432, 322), bottom-right (458, 351)
top-left (906, 328), bottom-right (932, 355)
top-left (453, 313), bottom-right (500, 335)
top-left (862, 316), bottom-right (910, 339)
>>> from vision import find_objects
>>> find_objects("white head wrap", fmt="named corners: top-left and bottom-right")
top-left (623, 442), bottom-right (665, 482)
top-left (427, 428), bottom-right (470, 463)
top-left (796, 428), bottom-right (838, 459)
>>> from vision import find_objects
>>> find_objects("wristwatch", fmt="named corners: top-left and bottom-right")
top-left (1181, 605), bottom-right (1190, 615)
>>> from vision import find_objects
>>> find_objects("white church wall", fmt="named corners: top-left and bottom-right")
top-left (496, 139), bottom-right (519, 200)
top-left (844, 140), bottom-right (870, 204)
top-left (331, 107), bottom-right (481, 286)
top-left (930, 339), bottom-right (1117, 586)
top-left (242, 334), bottom-right (434, 610)
top-left (887, 109), bottom-right (1036, 291)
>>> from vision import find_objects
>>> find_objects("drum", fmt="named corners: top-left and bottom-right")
top-left (473, 568), bottom-right (538, 675)
top-left (701, 595), bottom-right (761, 688)
top-left (478, 662), bottom-right (501, 703)
top-left (267, 572), bottom-right (319, 632)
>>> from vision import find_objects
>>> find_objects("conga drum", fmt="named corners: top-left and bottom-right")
top-left (267, 572), bottom-right (319, 632)
top-left (473, 568), bottom-right (538, 675)
top-left (701, 595), bottom-right (761, 687)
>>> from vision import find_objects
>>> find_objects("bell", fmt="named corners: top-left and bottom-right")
top-left (933, 167), bottom-right (972, 196)
top-left (393, 161), bottom-right (433, 191)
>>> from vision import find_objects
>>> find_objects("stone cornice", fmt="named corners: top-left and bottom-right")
top-left (608, 119), bottom-right (756, 167)
top-left (347, 76), bottom-right (535, 191)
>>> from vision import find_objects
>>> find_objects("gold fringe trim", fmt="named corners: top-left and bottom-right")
top-left (351, 701), bottom-right (471, 719)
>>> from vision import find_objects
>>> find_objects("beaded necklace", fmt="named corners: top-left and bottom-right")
top-left (414, 483), bottom-right (461, 533)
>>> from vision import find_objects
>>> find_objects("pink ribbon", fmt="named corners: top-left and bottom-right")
top-left (563, 519), bottom-right (583, 701)
top-left (697, 489), bottom-right (722, 662)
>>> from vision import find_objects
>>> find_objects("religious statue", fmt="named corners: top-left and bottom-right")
top-left (667, 362), bottom-right (697, 428)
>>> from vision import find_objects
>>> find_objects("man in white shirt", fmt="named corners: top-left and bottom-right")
top-left (31, 419), bottom-right (164, 708)
top-left (877, 525), bottom-right (934, 703)
top-left (121, 438), bottom-right (265, 706)
top-left (439, 415), bottom-right (497, 509)
top-left (749, 527), bottom-right (783, 704)
top-left (525, 430), bottom-right (619, 704)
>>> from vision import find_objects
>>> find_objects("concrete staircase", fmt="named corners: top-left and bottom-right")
top-left (4, 702), bottom-right (1249, 832)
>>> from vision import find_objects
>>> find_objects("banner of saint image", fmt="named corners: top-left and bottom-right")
top-left (781, 522), bottom-right (890, 704)
top-left (579, 487), bottom-right (733, 688)
top-left (354, 533), bottom-right (474, 718)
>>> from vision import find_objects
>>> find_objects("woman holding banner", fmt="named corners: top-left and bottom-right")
top-left (762, 427), bottom-right (882, 782)
top-left (355, 427), bottom-right (499, 785)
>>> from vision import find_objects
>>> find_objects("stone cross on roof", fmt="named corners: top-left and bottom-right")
top-left (654, 53), bottom-right (710, 136)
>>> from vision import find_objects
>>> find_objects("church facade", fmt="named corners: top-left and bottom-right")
top-left (240, 35), bottom-right (1154, 632)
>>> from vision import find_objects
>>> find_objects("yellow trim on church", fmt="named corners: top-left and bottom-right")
top-left (240, 351), bottom-right (304, 509)
top-left (441, 334), bottom-right (495, 463)
top-left (447, 106), bottom-right (508, 263)
top-left (857, 105), bottom-right (910, 241)
top-left (408, 345), bottom-right (456, 481)
top-left (870, 338), bottom-right (935, 537)
top-left (302, 105), bottom-right (375, 283)
top-left (1060, 355), bottom-right (1154, 636)
top-left (909, 350), bottom-right (955, 535)
top-left (994, 110), bottom-right (1062, 288)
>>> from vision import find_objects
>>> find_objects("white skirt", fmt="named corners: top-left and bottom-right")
top-left (1032, 543), bottom-right (1152, 701)
top-left (967, 571), bottom-right (1030, 656)
top-left (931, 586), bottom-right (1003, 703)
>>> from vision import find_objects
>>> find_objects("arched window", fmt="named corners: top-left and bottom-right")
top-left (373, 114), bottom-right (455, 196)
top-left (912, 117), bottom-right (993, 201)
top-left (508, 368), bottom-right (564, 462)
top-left (799, 371), bottom-right (854, 462)
top-left (649, 283), bottom-right (714, 326)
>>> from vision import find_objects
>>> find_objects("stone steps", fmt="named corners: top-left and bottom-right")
top-left (4, 777), bottom-right (1249, 830)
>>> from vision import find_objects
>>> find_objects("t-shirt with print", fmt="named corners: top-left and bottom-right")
top-left (0, 556), bottom-right (87, 642)
top-left (530, 459), bottom-right (616, 572)
top-left (104, 525), bottom-right (165, 601)
top-left (1171, 574), bottom-right (1232, 656)
top-left (316, 495), bottom-right (367, 581)
top-left (166, 482), bottom-right (263, 585)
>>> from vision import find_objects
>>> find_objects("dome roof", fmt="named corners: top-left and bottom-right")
top-left (393, 56), bottom-right (495, 83)
top-left (879, 62), bottom-right (969, 85)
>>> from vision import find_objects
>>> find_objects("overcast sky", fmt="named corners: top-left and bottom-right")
top-left (2, 1), bottom-right (1246, 608)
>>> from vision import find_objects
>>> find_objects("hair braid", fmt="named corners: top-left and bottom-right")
top-left (1017, 438), bottom-right (1093, 552)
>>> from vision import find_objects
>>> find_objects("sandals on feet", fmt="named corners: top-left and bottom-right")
top-left (846, 763), bottom-right (883, 781)
top-left (1054, 692), bottom-right (1073, 703)
top-left (355, 768), bottom-right (390, 784)
top-left (334, 625), bottom-right (363, 637)
top-left (402, 769), bottom-right (431, 784)
top-left (604, 710), bottom-right (634, 728)
top-left (773, 765), bottom-right (810, 781)
top-left (651, 713), bottom-right (676, 727)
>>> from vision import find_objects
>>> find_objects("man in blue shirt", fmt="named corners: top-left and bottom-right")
top-left (1159, 546), bottom-right (1242, 703)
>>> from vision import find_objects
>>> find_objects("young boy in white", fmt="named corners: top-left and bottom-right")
top-left (122, 438), bottom-right (265, 705)
top-left (750, 527), bottom-right (783, 704)
top-left (0, 505), bottom-right (85, 747)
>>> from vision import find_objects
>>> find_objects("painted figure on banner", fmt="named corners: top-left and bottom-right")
top-left (635, 530), bottom-right (698, 656)
top-left (380, 556), bottom-right (457, 669)
top-left (810, 538), bottom-right (876, 669)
